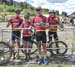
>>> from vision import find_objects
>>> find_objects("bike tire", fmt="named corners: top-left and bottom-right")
top-left (48, 41), bottom-right (68, 56)
top-left (0, 41), bottom-right (12, 65)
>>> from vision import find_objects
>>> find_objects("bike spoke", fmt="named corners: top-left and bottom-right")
top-left (49, 41), bottom-right (67, 55)
top-left (0, 42), bottom-right (12, 64)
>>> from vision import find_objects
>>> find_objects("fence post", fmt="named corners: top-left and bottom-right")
top-left (0, 29), bottom-right (3, 41)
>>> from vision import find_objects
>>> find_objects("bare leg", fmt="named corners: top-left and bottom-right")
top-left (16, 39), bottom-right (20, 59)
top-left (37, 42), bottom-right (42, 58)
top-left (42, 43), bottom-right (47, 59)
top-left (24, 43), bottom-right (30, 61)
top-left (10, 40), bottom-right (15, 59)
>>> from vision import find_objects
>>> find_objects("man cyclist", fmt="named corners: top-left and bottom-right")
top-left (6, 9), bottom-right (23, 59)
top-left (47, 10), bottom-right (63, 54)
top-left (32, 7), bottom-right (48, 65)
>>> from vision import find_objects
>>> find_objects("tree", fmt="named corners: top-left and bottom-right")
top-left (56, 10), bottom-right (60, 16)
top-left (7, 0), bottom-right (13, 5)
top-left (19, 2), bottom-right (24, 10)
top-left (61, 11), bottom-right (68, 17)
top-left (0, 0), bottom-right (2, 4)
top-left (23, 2), bottom-right (28, 8)
top-left (1, 0), bottom-right (7, 4)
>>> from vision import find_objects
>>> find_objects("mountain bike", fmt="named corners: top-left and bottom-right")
top-left (21, 29), bottom-right (68, 56)
top-left (0, 28), bottom-right (68, 65)
top-left (0, 41), bottom-right (12, 65)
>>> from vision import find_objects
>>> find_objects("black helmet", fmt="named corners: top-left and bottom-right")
top-left (24, 13), bottom-right (30, 19)
top-left (15, 9), bottom-right (21, 14)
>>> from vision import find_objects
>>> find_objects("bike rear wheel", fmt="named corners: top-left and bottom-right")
top-left (48, 41), bottom-right (68, 56)
top-left (0, 41), bottom-right (12, 65)
top-left (21, 41), bottom-right (37, 55)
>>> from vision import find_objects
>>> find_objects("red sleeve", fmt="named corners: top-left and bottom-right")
top-left (44, 16), bottom-right (47, 23)
top-left (22, 22), bottom-right (24, 28)
top-left (32, 17), bottom-right (35, 23)
top-left (19, 18), bottom-right (23, 24)
top-left (47, 17), bottom-right (50, 22)
top-left (18, 18), bottom-right (23, 26)
top-left (29, 22), bottom-right (31, 26)
top-left (55, 17), bottom-right (60, 23)
top-left (31, 17), bottom-right (35, 26)
top-left (20, 18), bottom-right (23, 23)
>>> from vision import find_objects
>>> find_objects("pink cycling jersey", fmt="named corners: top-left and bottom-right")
top-left (8, 16), bottom-right (23, 28)
top-left (32, 15), bottom-right (47, 31)
top-left (22, 22), bottom-right (31, 36)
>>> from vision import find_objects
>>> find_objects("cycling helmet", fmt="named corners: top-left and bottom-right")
top-left (36, 6), bottom-right (42, 11)
top-left (48, 10), bottom-right (56, 14)
top-left (15, 9), bottom-right (21, 14)
top-left (24, 13), bottom-right (30, 19)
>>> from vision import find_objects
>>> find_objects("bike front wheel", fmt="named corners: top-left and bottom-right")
top-left (48, 41), bottom-right (68, 56)
top-left (0, 41), bottom-right (12, 65)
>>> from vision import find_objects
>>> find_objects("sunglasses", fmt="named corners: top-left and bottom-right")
top-left (24, 17), bottom-right (29, 19)
top-left (36, 9), bottom-right (41, 11)
top-left (16, 13), bottom-right (20, 15)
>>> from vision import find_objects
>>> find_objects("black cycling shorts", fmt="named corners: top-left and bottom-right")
top-left (23, 36), bottom-right (31, 43)
top-left (12, 31), bottom-right (21, 41)
top-left (35, 31), bottom-right (46, 43)
top-left (48, 32), bottom-right (58, 41)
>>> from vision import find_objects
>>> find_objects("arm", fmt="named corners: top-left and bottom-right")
top-left (56, 17), bottom-right (64, 28)
top-left (6, 21), bottom-right (11, 28)
top-left (58, 18), bottom-right (64, 31)
top-left (44, 20), bottom-right (49, 29)
top-left (59, 22), bottom-right (64, 28)
top-left (19, 19), bottom-right (23, 29)
top-left (31, 17), bottom-right (35, 27)
top-left (58, 20), bottom-right (64, 28)
top-left (45, 17), bottom-right (50, 29)
top-left (18, 19), bottom-right (23, 27)
top-left (43, 17), bottom-right (49, 29)
top-left (6, 18), bottom-right (12, 28)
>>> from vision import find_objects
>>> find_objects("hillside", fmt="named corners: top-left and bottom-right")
top-left (0, 3), bottom-right (48, 16)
